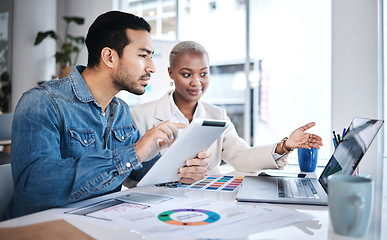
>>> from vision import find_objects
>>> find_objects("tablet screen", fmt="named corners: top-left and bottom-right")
top-left (137, 118), bottom-right (230, 186)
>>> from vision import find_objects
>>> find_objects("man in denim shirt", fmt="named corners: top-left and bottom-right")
top-left (7, 11), bottom-right (210, 219)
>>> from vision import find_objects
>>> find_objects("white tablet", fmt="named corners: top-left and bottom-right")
top-left (137, 118), bottom-right (230, 186)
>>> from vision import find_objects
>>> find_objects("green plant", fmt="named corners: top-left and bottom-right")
top-left (34, 16), bottom-right (85, 67)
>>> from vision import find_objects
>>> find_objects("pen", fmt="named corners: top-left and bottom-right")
top-left (337, 134), bottom-right (342, 143)
top-left (332, 137), bottom-right (338, 148)
top-left (333, 131), bottom-right (339, 145)
top-left (342, 128), bottom-right (347, 137)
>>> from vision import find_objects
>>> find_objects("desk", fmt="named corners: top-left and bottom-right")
top-left (0, 165), bottom-right (383, 240)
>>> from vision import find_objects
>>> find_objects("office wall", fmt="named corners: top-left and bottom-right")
top-left (332, 0), bottom-right (383, 238)
top-left (332, 1), bottom-right (382, 177)
top-left (11, 0), bottom-right (114, 111)
top-left (11, 0), bottom-right (57, 111)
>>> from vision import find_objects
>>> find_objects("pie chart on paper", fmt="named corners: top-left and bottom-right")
top-left (158, 209), bottom-right (220, 226)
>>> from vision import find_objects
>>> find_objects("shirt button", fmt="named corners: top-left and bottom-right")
top-left (121, 136), bottom-right (125, 140)
top-left (126, 162), bottom-right (131, 168)
top-left (83, 140), bottom-right (87, 144)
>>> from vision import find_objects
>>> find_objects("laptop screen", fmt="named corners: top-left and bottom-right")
top-left (318, 117), bottom-right (384, 192)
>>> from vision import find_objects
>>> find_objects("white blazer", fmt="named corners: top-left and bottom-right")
top-left (130, 91), bottom-right (286, 172)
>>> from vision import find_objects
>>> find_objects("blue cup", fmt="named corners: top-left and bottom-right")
top-left (297, 148), bottom-right (318, 172)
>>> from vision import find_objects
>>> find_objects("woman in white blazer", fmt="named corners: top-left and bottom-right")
top-left (131, 41), bottom-right (323, 173)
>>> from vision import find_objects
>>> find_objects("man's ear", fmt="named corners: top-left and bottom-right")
top-left (101, 47), bottom-right (116, 68)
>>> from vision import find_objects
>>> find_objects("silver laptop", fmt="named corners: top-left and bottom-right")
top-left (236, 117), bottom-right (384, 206)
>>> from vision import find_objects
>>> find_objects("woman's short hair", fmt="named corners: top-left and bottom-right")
top-left (169, 41), bottom-right (209, 69)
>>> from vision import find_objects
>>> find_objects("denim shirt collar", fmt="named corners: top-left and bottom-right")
top-left (69, 65), bottom-right (120, 106)
top-left (69, 65), bottom-right (94, 103)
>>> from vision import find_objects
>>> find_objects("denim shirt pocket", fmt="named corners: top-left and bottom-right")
top-left (112, 126), bottom-right (135, 149)
top-left (68, 128), bottom-right (96, 158)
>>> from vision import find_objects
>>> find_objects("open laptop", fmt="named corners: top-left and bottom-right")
top-left (236, 117), bottom-right (384, 206)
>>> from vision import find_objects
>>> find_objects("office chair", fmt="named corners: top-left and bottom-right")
top-left (0, 113), bottom-right (13, 142)
top-left (0, 113), bottom-right (13, 165)
top-left (0, 163), bottom-right (13, 221)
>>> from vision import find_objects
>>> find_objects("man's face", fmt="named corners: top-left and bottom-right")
top-left (113, 29), bottom-right (155, 95)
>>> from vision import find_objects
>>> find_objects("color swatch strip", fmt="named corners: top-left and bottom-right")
top-left (179, 175), bottom-right (244, 192)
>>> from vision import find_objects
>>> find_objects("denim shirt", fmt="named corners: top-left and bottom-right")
top-left (7, 65), bottom-right (158, 219)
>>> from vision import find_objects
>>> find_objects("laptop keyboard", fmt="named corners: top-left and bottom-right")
top-left (277, 178), bottom-right (320, 199)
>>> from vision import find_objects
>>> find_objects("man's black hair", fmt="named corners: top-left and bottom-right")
top-left (86, 11), bottom-right (151, 67)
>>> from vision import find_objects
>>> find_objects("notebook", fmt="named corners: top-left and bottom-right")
top-left (236, 117), bottom-right (384, 206)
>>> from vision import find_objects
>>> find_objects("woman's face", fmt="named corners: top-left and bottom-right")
top-left (168, 51), bottom-right (210, 105)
